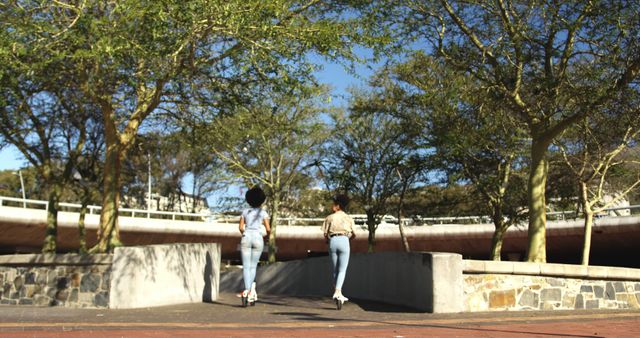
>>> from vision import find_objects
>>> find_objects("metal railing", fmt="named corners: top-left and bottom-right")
top-left (1, 195), bottom-right (639, 225)
top-left (546, 205), bottom-right (640, 221)
top-left (0, 196), bottom-right (211, 222)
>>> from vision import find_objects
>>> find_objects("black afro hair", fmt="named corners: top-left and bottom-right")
top-left (245, 186), bottom-right (266, 208)
top-left (332, 194), bottom-right (350, 210)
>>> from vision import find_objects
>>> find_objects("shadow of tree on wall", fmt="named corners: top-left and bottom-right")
top-left (111, 243), bottom-right (219, 306)
top-left (220, 267), bottom-right (243, 293)
top-left (203, 251), bottom-right (214, 302)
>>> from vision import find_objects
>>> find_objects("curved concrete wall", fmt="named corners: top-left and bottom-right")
top-left (221, 252), bottom-right (464, 313)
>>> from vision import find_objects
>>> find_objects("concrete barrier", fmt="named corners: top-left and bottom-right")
top-left (110, 243), bottom-right (220, 309)
top-left (221, 252), bottom-right (463, 313)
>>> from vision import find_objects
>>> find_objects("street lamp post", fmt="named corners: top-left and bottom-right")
top-left (16, 170), bottom-right (26, 208)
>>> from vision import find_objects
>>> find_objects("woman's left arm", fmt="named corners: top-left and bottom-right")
top-left (239, 216), bottom-right (245, 235)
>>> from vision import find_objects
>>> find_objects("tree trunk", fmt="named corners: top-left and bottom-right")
top-left (397, 212), bottom-right (411, 253)
top-left (581, 209), bottom-right (594, 266)
top-left (267, 194), bottom-right (280, 263)
top-left (490, 209), bottom-right (507, 261)
top-left (490, 226), bottom-right (506, 261)
top-left (78, 189), bottom-right (90, 255)
top-left (42, 183), bottom-right (60, 253)
top-left (526, 138), bottom-right (549, 262)
top-left (366, 211), bottom-right (376, 253)
top-left (397, 181), bottom-right (411, 252)
top-left (91, 135), bottom-right (123, 253)
top-left (191, 172), bottom-right (198, 213)
top-left (580, 182), bottom-right (593, 266)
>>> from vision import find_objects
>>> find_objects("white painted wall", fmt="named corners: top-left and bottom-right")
top-left (109, 243), bottom-right (220, 309)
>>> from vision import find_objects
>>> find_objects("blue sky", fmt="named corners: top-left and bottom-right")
top-left (0, 147), bottom-right (26, 171)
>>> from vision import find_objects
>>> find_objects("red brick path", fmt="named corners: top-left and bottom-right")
top-left (1, 313), bottom-right (639, 337)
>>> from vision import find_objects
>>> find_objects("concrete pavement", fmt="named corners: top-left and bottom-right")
top-left (1, 292), bottom-right (639, 337)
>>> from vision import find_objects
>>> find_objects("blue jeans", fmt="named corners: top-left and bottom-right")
top-left (329, 235), bottom-right (350, 290)
top-left (240, 231), bottom-right (264, 290)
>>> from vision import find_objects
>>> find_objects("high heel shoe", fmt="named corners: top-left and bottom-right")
top-left (332, 293), bottom-right (348, 310)
top-left (240, 290), bottom-right (248, 307)
top-left (248, 282), bottom-right (257, 306)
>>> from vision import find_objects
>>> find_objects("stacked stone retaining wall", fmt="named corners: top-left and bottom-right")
top-left (463, 260), bottom-right (640, 312)
top-left (0, 243), bottom-right (221, 309)
top-left (0, 254), bottom-right (112, 308)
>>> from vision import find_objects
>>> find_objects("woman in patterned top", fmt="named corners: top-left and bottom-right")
top-left (322, 194), bottom-right (356, 309)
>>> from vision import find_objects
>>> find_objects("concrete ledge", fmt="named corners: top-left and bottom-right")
top-left (0, 253), bottom-right (112, 266)
top-left (483, 261), bottom-right (514, 274)
top-left (110, 243), bottom-right (220, 309)
top-left (221, 252), bottom-right (463, 313)
top-left (463, 260), bottom-right (640, 281)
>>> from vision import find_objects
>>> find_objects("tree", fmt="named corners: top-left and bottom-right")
top-left (72, 125), bottom-right (105, 254)
top-left (202, 86), bottom-right (330, 263)
top-left (157, 112), bottom-right (227, 213)
top-left (395, 158), bottom-right (423, 252)
top-left (282, 187), bottom-right (333, 218)
top-left (390, 0), bottom-right (640, 261)
top-left (329, 89), bottom-right (422, 252)
top-left (2, 0), bottom-right (389, 253)
top-left (119, 130), bottom-right (221, 214)
top-left (557, 103), bottom-right (640, 265)
top-left (393, 54), bottom-right (529, 260)
top-left (0, 56), bottom-right (94, 252)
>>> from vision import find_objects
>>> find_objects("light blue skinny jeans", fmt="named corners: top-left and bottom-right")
top-left (328, 235), bottom-right (350, 290)
top-left (240, 231), bottom-right (263, 291)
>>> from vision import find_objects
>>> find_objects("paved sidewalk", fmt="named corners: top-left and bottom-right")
top-left (1, 293), bottom-right (639, 337)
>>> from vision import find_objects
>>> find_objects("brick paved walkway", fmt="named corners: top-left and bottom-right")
top-left (1, 293), bottom-right (639, 337)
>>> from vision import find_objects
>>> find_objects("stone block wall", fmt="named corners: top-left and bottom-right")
top-left (0, 243), bottom-right (221, 309)
top-left (463, 260), bottom-right (640, 312)
top-left (0, 255), bottom-right (112, 308)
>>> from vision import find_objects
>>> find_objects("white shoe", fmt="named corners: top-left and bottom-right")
top-left (248, 290), bottom-right (257, 304)
top-left (239, 290), bottom-right (249, 307)
top-left (250, 282), bottom-right (258, 301)
top-left (332, 293), bottom-right (348, 302)
top-left (333, 293), bottom-right (348, 310)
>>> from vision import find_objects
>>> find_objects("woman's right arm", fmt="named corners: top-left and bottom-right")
top-left (349, 218), bottom-right (356, 240)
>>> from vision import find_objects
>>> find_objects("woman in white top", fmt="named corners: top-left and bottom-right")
top-left (239, 186), bottom-right (271, 307)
